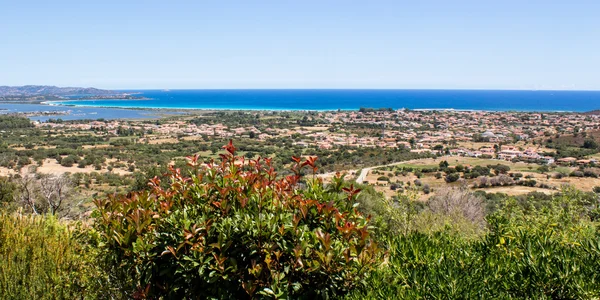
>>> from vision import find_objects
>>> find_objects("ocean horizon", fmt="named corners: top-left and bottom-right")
top-left (47, 89), bottom-right (600, 112)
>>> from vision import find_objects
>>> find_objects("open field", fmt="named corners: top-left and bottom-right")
top-left (361, 156), bottom-right (600, 199)
top-left (389, 156), bottom-right (541, 172)
top-left (0, 158), bottom-right (132, 176)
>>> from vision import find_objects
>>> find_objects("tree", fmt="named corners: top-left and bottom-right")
top-left (39, 174), bottom-right (73, 215)
top-left (439, 160), bottom-right (449, 169)
top-left (493, 164), bottom-right (511, 175)
top-left (15, 175), bottom-right (40, 214)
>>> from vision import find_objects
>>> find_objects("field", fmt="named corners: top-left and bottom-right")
top-left (389, 156), bottom-right (540, 172)
top-left (363, 156), bottom-right (598, 199)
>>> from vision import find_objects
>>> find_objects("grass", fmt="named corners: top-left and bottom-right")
top-left (388, 156), bottom-right (539, 172)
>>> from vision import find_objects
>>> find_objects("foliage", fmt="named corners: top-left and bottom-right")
top-left (93, 141), bottom-right (381, 299)
top-left (0, 212), bottom-right (104, 299)
top-left (445, 172), bottom-right (460, 183)
top-left (0, 115), bottom-right (34, 130)
top-left (348, 188), bottom-right (600, 299)
top-left (0, 177), bottom-right (17, 210)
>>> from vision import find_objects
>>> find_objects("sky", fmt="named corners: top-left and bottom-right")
top-left (1, 0), bottom-right (599, 90)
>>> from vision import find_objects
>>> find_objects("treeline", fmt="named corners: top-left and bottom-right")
top-left (358, 107), bottom-right (394, 113)
top-left (0, 115), bottom-right (34, 130)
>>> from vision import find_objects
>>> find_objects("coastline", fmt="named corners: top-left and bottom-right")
top-left (39, 101), bottom-right (578, 113)
top-left (33, 89), bottom-right (600, 113)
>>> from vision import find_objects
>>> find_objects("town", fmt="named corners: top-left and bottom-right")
top-left (0, 108), bottom-right (590, 203)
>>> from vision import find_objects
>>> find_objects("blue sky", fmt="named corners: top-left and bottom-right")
top-left (1, 0), bottom-right (599, 89)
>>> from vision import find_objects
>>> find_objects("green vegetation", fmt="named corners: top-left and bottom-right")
top-left (2, 141), bottom-right (600, 299)
top-left (349, 188), bottom-right (600, 299)
top-left (0, 213), bottom-right (103, 299)
top-left (92, 143), bottom-right (380, 298)
top-left (0, 115), bottom-right (34, 130)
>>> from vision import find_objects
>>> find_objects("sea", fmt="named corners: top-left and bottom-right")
top-left (49, 89), bottom-right (600, 112)
top-left (0, 103), bottom-right (169, 122)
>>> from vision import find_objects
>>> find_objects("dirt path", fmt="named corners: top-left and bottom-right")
top-left (319, 156), bottom-right (452, 184)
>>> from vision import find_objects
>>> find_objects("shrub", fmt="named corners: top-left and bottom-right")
top-left (428, 187), bottom-right (485, 226)
top-left (60, 156), bottom-right (77, 167)
top-left (349, 189), bottom-right (600, 299)
top-left (570, 171), bottom-right (585, 177)
top-left (477, 176), bottom-right (489, 187)
top-left (422, 184), bottom-right (431, 194)
top-left (584, 169), bottom-right (598, 178)
top-left (538, 165), bottom-right (550, 173)
top-left (93, 141), bottom-right (381, 299)
top-left (77, 159), bottom-right (87, 168)
top-left (445, 173), bottom-right (460, 183)
top-left (493, 164), bottom-right (511, 175)
top-left (377, 175), bottom-right (390, 182)
top-left (0, 212), bottom-right (104, 299)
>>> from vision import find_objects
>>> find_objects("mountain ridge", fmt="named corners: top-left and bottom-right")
top-left (0, 85), bottom-right (122, 97)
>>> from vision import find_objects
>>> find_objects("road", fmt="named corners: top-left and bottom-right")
top-left (319, 158), bottom-right (440, 184)
top-left (354, 160), bottom-right (417, 184)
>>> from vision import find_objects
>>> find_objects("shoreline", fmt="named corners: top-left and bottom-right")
top-left (39, 101), bottom-right (579, 113)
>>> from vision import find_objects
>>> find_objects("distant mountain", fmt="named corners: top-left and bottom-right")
top-left (0, 85), bottom-right (122, 97)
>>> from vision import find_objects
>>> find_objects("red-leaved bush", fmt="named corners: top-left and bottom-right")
top-left (93, 141), bottom-right (381, 299)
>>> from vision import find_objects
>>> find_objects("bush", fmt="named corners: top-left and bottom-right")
top-left (584, 169), bottom-right (598, 178)
top-left (493, 164), bottom-right (511, 175)
top-left (445, 173), bottom-right (460, 183)
top-left (349, 189), bottom-right (600, 299)
top-left (0, 212), bottom-right (104, 299)
top-left (570, 171), bottom-right (585, 177)
top-left (428, 188), bottom-right (485, 226)
top-left (60, 155), bottom-right (78, 167)
top-left (93, 141), bottom-right (381, 299)
top-left (77, 159), bottom-right (87, 168)
top-left (377, 176), bottom-right (390, 182)
top-left (422, 184), bottom-right (431, 194)
top-left (538, 165), bottom-right (550, 173)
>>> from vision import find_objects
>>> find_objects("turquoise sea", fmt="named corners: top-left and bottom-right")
top-left (51, 89), bottom-right (600, 112)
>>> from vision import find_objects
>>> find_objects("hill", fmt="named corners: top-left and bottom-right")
top-left (0, 85), bottom-right (121, 97)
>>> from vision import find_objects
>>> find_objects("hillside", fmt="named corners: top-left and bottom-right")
top-left (0, 85), bottom-right (121, 97)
